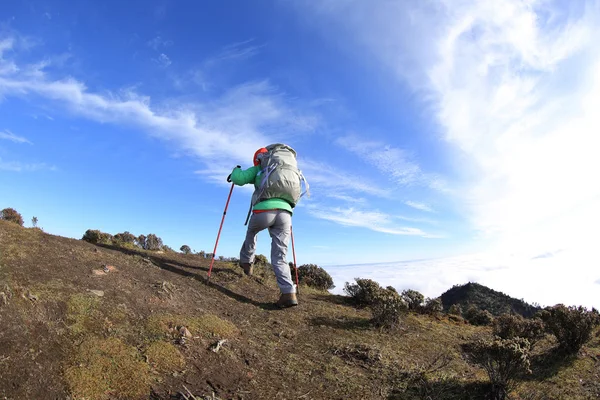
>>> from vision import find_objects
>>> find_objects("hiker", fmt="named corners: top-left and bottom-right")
top-left (227, 144), bottom-right (308, 308)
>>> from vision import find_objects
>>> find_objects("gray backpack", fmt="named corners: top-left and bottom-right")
top-left (245, 143), bottom-right (309, 224)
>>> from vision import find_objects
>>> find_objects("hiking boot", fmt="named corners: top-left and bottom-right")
top-left (239, 262), bottom-right (253, 276)
top-left (276, 293), bottom-right (298, 308)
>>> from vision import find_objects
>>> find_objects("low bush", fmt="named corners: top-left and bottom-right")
top-left (465, 305), bottom-right (494, 326)
top-left (538, 304), bottom-right (600, 354)
top-left (343, 278), bottom-right (382, 307)
top-left (422, 297), bottom-right (444, 316)
top-left (401, 289), bottom-right (425, 311)
top-left (369, 287), bottom-right (408, 330)
top-left (493, 314), bottom-right (545, 350)
top-left (180, 245), bottom-right (191, 255)
top-left (462, 336), bottom-right (531, 400)
top-left (448, 304), bottom-right (463, 316)
top-left (1, 208), bottom-right (24, 226)
top-left (296, 264), bottom-right (334, 291)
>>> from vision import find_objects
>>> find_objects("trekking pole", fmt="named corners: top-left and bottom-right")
top-left (290, 225), bottom-right (300, 295)
top-left (207, 182), bottom-right (235, 283)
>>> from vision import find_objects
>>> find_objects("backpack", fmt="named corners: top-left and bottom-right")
top-left (245, 143), bottom-right (309, 225)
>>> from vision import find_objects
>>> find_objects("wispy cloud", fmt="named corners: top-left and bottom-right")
top-left (0, 157), bottom-right (55, 172)
top-left (405, 201), bottom-right (434, 213)
top-left (301, 158), bottom-right (391, 198)
top-left (300, 1), bottom-right (600, 258)
top-left (210, 39), bottom-right (264, 64)
top-left (0, 34), bottom-right (317, 183)
top-left (336, 135), bottom-right (445, 190)
top-left (147, 36), bottom-right (173, 51)
top-left (0, 129), bottom-right (32, 144)
top-left (307, 204), bottom-right (438, 237)
top-left (153, 53), bottom-right (172, 68)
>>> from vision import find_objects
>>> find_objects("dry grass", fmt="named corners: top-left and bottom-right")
top-left (146, 313), bottom-right (239, 340)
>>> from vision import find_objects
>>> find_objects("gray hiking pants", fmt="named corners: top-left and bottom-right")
top-left (240, 210), bottom-right (295, 294)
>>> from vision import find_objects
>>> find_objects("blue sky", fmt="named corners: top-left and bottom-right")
top-left (1, 1), bottom-right (599, 308)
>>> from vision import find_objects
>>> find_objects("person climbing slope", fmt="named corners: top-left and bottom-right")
top-left (227, 144), bottom-right (309, 308)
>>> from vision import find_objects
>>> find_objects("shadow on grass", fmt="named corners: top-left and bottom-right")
top-left (523, 348), bottom-right (578, 381)
top-left (312, 293), bottom-right (355, 306)
top-left (389, 375), bottom-right (491, 400)
top-left (95, 243), bottom-right (232, 274)
top-left (95, 243), bottom-right (277, 310)
top-left (310, 315), bottom-right (371, 331)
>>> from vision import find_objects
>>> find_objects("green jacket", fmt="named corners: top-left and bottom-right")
top-left (230, 166), bottom-right (294, 214)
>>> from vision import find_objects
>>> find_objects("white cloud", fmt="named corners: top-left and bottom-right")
top-left (153, 53), bottom-right (172, 68)
top-left (306, 204), bottom-right (438, 237)
top-left (299, 0), bottom-right (600, 274)
top-left (0, 129), bottom-right (31, 144)
top-left (326, 248), bottom-right (600, 309)
top-left (405, 201), bottom-right (434, 213)
top-left (147, 36), bottom-right (173, 50)
top-left (336, 134), bottom-right (445, 190)
top-left (0, 157), bottom-right (55, 172)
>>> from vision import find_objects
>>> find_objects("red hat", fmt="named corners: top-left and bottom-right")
top-left (253, 147), bottom-right (268, 166)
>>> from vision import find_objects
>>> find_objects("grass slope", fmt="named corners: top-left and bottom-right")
top-left (0, 220), bottom-right (598, 399)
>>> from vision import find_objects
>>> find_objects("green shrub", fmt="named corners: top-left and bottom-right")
top-left (82, 229), bottom-right (102, 244)
top-left (31, 216), bottom-right (38, 228)
top-left (401, 289), bottom-right (425, 311)
top-left (255, 254), bottom-right (269, 266)
top-left (493, 314), bottom-right (545, 350)
top-left (421, 297), bottom-right (443, 316)
top-left (180, 245), bottom-right (191, 255)
top-left (369, 287), bottom-right (408, 330)
top-left (113, 231), bottom-right (136, 246)
top-left (448, 304), bottom-right (463, 316)
top-left (465, 305), bottom-right (494, 326)
top-left (296, 264), bottom-right (334, 291)
top-left (1, 208), bottom-right (24, 226)
top-left (462, 337), bottom-right (531, 400)
top-left (343, 278), bottom-right (382, 307)
top-left (82, 229), bottom-right (113, 245)
top-left (145, 234), bottom-right (163, 251)
top-left (538, 304), bottom-right (600, 354)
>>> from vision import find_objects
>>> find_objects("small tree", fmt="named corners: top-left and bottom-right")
top-left (463, 337), bottom-right (531, 400)
top-left (1, 208), bottom-right (24, 226)
top-left (31, 216), bottom-right (38, 228)
top-left (297, 264), bottom-right (335, 291)
top-left (113, 231), bottom-right (136, 246)
top-left (82, 229), bottom-right (102, 244)
top-left (136, 234), bottom-right (147, 249)
top-left (145, 234), bottom-right (163, 251)
top-left (180, 245), bottom-right (191, 255)
top-left (343, 278), bottom-right (382, 307)
top-left (539, 304), bottom-right (600, 354)
top-left (401, 289), bottom-right (425, 311)
top-left (197, 250), bottom-right (206, 258)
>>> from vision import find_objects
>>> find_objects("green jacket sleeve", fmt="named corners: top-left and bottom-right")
top-left (230, 166), bottom-right (259, 186)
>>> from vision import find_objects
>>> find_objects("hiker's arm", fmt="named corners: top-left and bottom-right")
top-left (230, 166), bottom-right (259, 186)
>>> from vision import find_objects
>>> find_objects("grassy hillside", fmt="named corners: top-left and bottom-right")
top-left (1, 219), bottom-right (599, 399)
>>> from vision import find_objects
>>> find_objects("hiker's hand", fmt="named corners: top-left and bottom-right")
top-left (227, 166), bottom-right (241, 182)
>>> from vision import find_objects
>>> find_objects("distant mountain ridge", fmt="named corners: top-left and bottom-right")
top-left (440, 282), bottom-right (541, 318)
